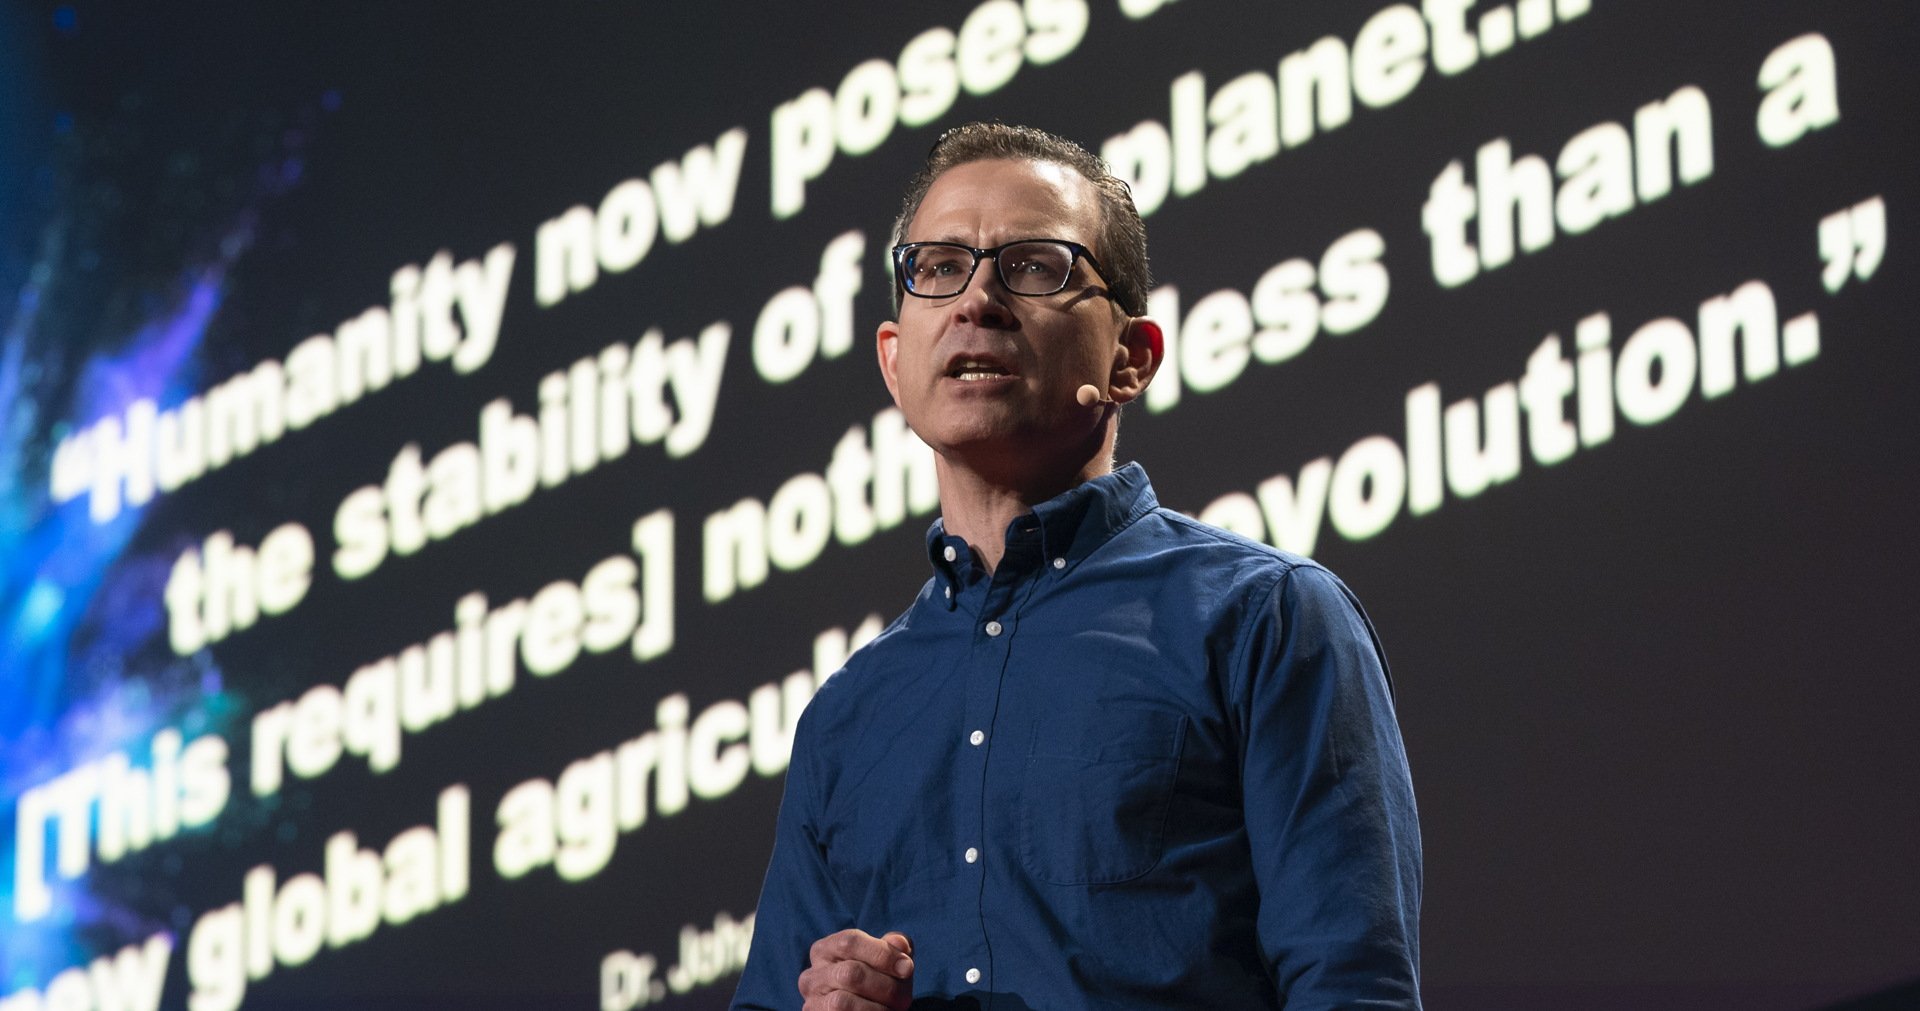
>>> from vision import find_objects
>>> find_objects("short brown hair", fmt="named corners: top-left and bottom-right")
top-left (889, 122), bottom-right (1152, 317)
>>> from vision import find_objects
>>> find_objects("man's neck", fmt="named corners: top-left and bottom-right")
top-left (934, 454), bottom-right (1112, 574)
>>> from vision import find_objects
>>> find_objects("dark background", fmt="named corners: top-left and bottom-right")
top-left (3, 2), bottom-right (1916, 1008)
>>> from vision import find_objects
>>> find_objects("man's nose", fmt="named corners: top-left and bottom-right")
top-left (950, 262), bottom-right (1018, 329)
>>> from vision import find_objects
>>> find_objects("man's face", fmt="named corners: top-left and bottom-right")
top-left (876, 158), bottom-right (1132, 474)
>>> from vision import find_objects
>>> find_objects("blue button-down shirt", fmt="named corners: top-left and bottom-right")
top-left (733, 464), bottom-right (1420, 1009)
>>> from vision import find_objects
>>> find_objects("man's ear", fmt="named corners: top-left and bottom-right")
top-left (1107, 317), bottom-right (1163, 405)
top-left (875, 318), bottom-right (905, 408)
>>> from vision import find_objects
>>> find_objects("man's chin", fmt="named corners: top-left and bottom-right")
top-left (934, 422), bottom-right (1095, 466)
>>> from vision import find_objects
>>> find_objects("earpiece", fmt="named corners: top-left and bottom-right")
top-left (1076, 384), bottom-right (1114, 407)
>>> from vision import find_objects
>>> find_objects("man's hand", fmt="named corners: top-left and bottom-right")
top-left (797, 929), bottom-right (914, 1010)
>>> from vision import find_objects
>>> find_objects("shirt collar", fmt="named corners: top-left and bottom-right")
top-left (924, 462), bottom-right (1159, 586)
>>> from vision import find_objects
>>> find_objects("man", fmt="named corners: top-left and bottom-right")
top-left (733, 122), bottom-right (1421, 1010)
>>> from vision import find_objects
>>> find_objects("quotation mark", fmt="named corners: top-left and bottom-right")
top-left (1819, 196), bottom-right (1886, 293)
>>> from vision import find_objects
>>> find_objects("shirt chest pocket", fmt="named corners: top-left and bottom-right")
top-left (1018, 709), bottom-right (1187, 885)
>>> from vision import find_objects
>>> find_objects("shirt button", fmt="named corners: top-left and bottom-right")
top-left (944, 585), bottom-right (952, 600)
top-left (984, 620), bottom-right (1002, 637)
top-left (969, 730), bottom-right (984, 746)
top-left (965, 967), bottom-right (981, 985)
top-left (943, 545), bottom-right (958, 562)
top-left (964, 847), bottom-right (978, 864)
top-left (1052, 556), bottom-right (1066, 570)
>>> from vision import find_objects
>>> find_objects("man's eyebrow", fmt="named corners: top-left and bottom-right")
top-left (920, 233), bottom-right (1061, 246)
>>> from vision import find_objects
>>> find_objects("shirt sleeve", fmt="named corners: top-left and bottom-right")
top-left (1237, 563), bottom-right (1423, 1009)
top-left (730, 709), bottom-right (848, 1011)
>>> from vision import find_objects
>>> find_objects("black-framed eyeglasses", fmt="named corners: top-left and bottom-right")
top-left (892, 239), bottom-right (1111, 300)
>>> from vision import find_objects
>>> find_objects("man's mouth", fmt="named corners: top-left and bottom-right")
top-left (947, 358), bottom-right (1014, 381)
